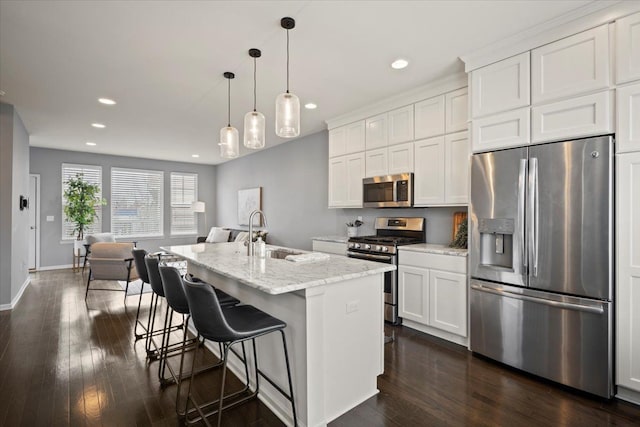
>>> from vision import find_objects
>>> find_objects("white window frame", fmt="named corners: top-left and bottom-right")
top-left (61, 163), bottom-right (103, 241)
top-left (170, 172), bottom-right (198, 236)
top-left (110, 167), bottom-right (164, 239)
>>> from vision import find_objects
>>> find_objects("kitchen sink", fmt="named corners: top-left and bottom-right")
top-left (266, 249), bottom-right (303, 259)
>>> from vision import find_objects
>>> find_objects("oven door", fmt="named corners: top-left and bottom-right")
top-left (347, 251), bottom-right (399, 324)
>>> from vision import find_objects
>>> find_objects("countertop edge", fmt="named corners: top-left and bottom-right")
top-left (398, 243), bottom-right (468, 257)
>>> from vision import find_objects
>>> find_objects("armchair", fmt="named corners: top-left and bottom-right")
top-left (85, 242), bottom-right (139, 301)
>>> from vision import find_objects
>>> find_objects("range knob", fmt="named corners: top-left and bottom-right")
top-left (348, 243), bottom-right (354, 249)
top-left (375, 245), bottom-right (382, 251)
top-left (381, 246), bottom-right (389, 252)
top-left (354, 243), bottom-right (361, 249)
top-left (364, 244), bottom-right (371, 250)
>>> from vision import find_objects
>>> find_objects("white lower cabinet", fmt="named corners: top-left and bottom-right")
top-left (328, 152), bottom-right (365, 208)
top-left (398, 250), bottom-right (468, 345)
top-left (616, 152), bottom-right (640, 401)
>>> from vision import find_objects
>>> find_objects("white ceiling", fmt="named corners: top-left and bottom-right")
top-left (0, 0), bottom-right (595, 165)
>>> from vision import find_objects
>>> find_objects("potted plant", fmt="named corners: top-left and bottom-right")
top-left (345, 219), bottom-right (363, 237)
top-left (63, 173), bottom-right (106, 254)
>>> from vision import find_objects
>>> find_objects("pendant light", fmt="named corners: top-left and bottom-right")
top-left (219, 72), bottom-right (239, 158)
top-left (244, 48), bottom-right (266, 149)
top-left (275, 17), bottom-right (300, 138)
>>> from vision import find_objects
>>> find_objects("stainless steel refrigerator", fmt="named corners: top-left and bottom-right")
top-left (469, 135), bottom-right (614, 398)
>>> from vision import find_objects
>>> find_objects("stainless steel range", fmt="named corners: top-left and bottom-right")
top-left (347, 217), bottom-right (426, 325)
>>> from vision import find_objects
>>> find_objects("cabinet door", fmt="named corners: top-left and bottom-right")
top-left (429, 269), bottom-right (467, 337)
top-left (617, 82), bottom-right (640, 153)
top-left (531, 90), bottom-right (612, 144)
top-left (616, 11), bottom-right (640, 84)
top-left (445, 131), bottom-right (469, 204)
top-left (389, 105), bottom-right (414, 145)
top-left (414, 136), bottom-right (445, 205)
top-left (345, 152), bottom-right (365, 207)
top-left (328, 126), bottom-right (346, 158)
top-left (471, 52), bottom-right (530, 118)
top-left (388, 142), bottom-right (414, 174)
top-left (365, 147), bottom-right (388, 177)
top-left (532, 24), bottom-right (610, 104)
top-left (471, 107), bottom-right (530, 153)
top-left (365, 113), bottom-right (388, 150)
top-left (616, 152), bottom-right (640, 392)
top-left (345, 120), bottom-right (366, 154)
top-left (398, 265), bottom-right (429, 324)
top-left (414, 95), bottom-right (445, 139)
top-left (328, 156), bottom-right (347, 207)
top-left (445, 88), bottom-right (469, 133)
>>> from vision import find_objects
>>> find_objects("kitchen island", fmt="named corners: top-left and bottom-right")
top-left (161, 242), bottom-right (395, 427)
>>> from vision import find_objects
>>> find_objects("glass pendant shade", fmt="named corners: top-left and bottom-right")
top-left (243, 111), bottom-right (265, 149)
top-left (219, 126), bottom-right (239, 158)
top-left (275, 92), bottom-right (300, 138)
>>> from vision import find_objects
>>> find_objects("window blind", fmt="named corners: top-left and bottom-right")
top-left (111, 167), bottom-right (164, 238)
top-left (62, 163), bottom-right (102, 240)
top-left (170, 172), bottom-right (198, 235)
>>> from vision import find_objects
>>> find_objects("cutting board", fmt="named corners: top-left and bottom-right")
top-left (452, 212), bottom-right (468, 240)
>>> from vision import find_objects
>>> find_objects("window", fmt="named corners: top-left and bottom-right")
top-left (170, 172), bottom-right (198, 235)
top-left (62, 164), bottom-right (102, 240)
top-left (111, 167), bottom-right (164, 238)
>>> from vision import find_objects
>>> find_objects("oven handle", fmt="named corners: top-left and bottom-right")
top-left (347, 251), bottom-right (394, 263)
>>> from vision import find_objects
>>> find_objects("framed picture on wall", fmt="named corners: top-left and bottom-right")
top-left (238, 187), bottom-right (262, 226)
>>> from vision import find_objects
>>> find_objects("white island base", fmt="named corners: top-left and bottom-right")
top-left (187, 262), bottom-right (385, 427)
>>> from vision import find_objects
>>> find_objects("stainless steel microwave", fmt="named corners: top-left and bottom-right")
top-left (363, 173), bottom-right (413, 208)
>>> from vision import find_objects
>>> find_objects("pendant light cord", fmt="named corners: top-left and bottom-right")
top-left (253, 57), bottom-right (257, 112)
top-left (227, 77), bottom-right (231, 126)
top-left (286, 29), bottom-right (290, 93)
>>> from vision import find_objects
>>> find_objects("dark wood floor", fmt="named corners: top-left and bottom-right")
top-left (1, 269), bottom-right (639, 426)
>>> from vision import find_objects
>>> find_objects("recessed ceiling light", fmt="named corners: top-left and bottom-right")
top-left (192, 154), bottom-right (200, 158)
top-left (304, 103), bottom-right (317, 110)
top-left (91, 123), bottom-right (106, 128)
top-left (98, 98), bottom-right (116, 105)
top-left (86, 142), bottom-right (97, 146)
top-left (391, 59), bottom-right (409, 70)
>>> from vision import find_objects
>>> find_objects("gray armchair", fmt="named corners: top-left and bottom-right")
top-left (85, 242), bottom-right (139, 301)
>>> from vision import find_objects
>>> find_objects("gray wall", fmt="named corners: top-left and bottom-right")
top-left (30, 148), bottom-right (217, 267)
top-left (0, 103), bottom-right (30, 306)
top-left (215, 130), bottom-right (466, 251)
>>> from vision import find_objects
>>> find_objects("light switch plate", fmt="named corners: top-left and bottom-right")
top-left (46, 215), bottom-right (54, 222)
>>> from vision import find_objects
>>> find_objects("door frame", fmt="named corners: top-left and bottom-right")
top-left (29, 174), bottom-right (40, 271)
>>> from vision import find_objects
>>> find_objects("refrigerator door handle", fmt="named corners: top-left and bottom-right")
top-left (528, 157), bottom-right (539, 277)
top-left (518, 159), bottom-right (527, 269)
top-left (470, 283), bottom-right (605, 314)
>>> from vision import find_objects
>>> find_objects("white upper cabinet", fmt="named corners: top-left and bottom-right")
top-left (445, 88), bottom-right (469, 133)
top-left (365, 113), bottom-right (388, 150)
top-left (414, 136), bottom-right (445, 205)
top-left (329, 120), bottom-right (365, 158)
top-left (532, 24), bottom-right (610, 104)
top-left (617, 82), bottom-right (640, 153)
top-left (445, 131), bottom-right (469, 204)
top-left (532, 90), bottom-right (612, 143)
top-left (415, 95), bottom-right (445, 139)
top-left (365, 147), bottom-right (388, 177)
top-left (616, 11), bottom-right (640, 84)
top-left (471, 52), bottom-right (530, 118)
top-left (388, 105), bottom-right (414, 145)
top-left (471, 107), bottom-right (530, 152)
top-left (328, 156), bottom-right (348, 207)
top-left (388, 142), bottom-right (414, 174)
top-left (328, 152), bottom-right (365, 208)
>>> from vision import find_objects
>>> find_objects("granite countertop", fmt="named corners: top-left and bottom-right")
top-left (399, 243), bottom-right (468, 257)
top-left (160, 242), bottom-right (395, 295)
top-left (311, 235), bottom-right (349, 243)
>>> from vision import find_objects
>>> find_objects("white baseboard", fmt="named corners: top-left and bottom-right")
top-left (0, 275), bottom-right (31, 311)
top-left (36, 264), bottom-right (74, 271)
top-left (402, 319), bottom-right (469, 348)
top-left (616, 385), bottom-right (640, 406)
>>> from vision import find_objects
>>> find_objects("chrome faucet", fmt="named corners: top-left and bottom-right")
top-left (247, 209), bottom-right (268, 256)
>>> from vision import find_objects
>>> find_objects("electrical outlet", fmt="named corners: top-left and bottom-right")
top-left (346, 300), bottom-right (359, 314)
top-left (46, 215), bottom-right (54, 222)
top-left (357, 216), bottom-right (363, 222)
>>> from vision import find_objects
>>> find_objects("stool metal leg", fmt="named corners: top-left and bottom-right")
top-left (280, 330), bottom-right (298, 427)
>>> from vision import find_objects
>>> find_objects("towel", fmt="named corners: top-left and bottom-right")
top-left (285, 252), bottom-right (330, 263)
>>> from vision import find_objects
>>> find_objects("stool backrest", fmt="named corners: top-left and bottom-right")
top-left (132, 248), bottom-right (149, 284)
top-left (183, 276), bottom-right (235, 342)
top-left (159, 265), bottom-right (190, 314)
top-left (144, 254), bottom-right (165, 297)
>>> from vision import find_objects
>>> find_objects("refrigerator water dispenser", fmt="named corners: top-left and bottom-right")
top-left (478, 218), bottom-right (514, 270)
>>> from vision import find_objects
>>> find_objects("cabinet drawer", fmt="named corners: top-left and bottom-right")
top-left (471, 107), bottom-right (530, 152)
top-left (531, 90), bottom-right (612, 144)
top-left (399, 250), bottom-right (466, 274)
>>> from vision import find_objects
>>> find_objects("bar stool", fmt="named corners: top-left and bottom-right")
top-left (158, 266), bottom-right (242, 413)
top-left (183, 276), bottom-right (297, 427)
top-left (132, 248), bottom-right (153, 341)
